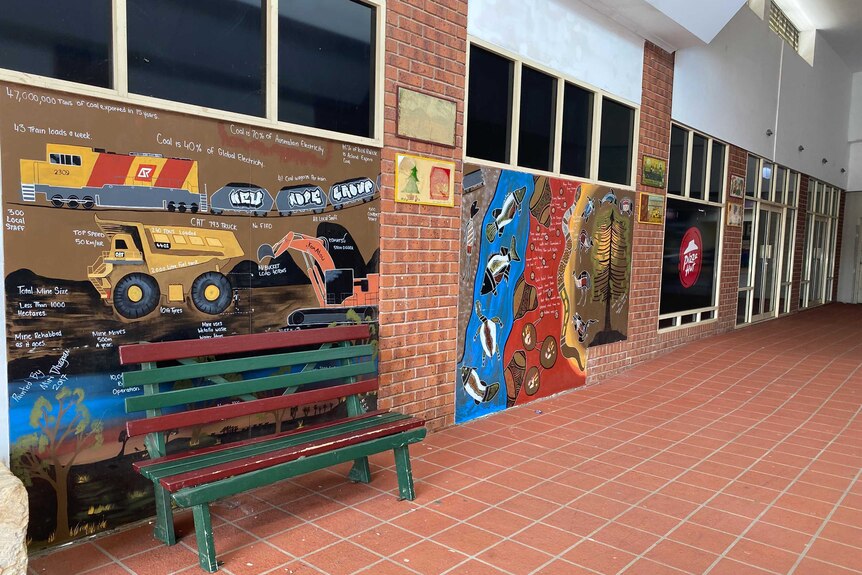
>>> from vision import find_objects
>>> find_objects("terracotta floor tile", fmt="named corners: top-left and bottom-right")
top-left (394, 540), bottom-right (468, 575)
top-left (724, 538), bottom-right (800, 574)
top-left (489, 469), bottom-right (551, 492)
top-left (354, 559), bottom-right (426, 575)
top-left (793, 557), bottom-right (862, 575)
top-left (433, 522), bottom-right (505, 555)
top-left (639, 493), bottom-right (699, 519)
top-left (29, 543), bottom-right (113, 575)
top-left (78, 564), bottom-right (130, 575)
top-left (450, 559), bottom-right (521, 575)
top-left (478, 540), bottom-right (554, 575)
top-left (121, 542), bottom-right (199, 574)
top-left (542, 506), bottom-right (607, 536)
top-left (234, 506), bottom-right (304, 538)
top-left (503, 493), bottom-right (564, 520)
top-left (458, 479), bottom-right (519, 504)
top-left (91, 523), bottom-right (164, 560)
top-left (218, 541), bottom-right (292, 575)
top-left (186, 522), bottom-right (256, 555)
top-left (390, 507), bottom-right (458, 538)
top-left (644, 539), bottom-right (718, 574)
top-left (533, 559), bottom-right (597, 574)
top-left (267, 523), bottom-right (339, 558)
top-left (351, 523), bottom-right (423, 557)
top-left (562, 539), bottom-right (637, 574)
top-left (353, 494), bottom-right (418, 521)
top-left (667, 521), bottom-right (737, 554)
top-left (616, 507), bottom-right (681, 537)
top-left (511, 522), bottom-right (582, 555)
top-left (806, 538), bottom-right (862, 571)
top-left (303, 541), bottom-right (381, 574)
top-left (743, 521), bottom-right (812, 553)
top-left (425, 493), bottom-right (488, 520)
top-left (620, 558), bottom-right (688, 574)
top-left (592, 522), bottom-right (659, 555)
top-left (706, 558), bottom-right (775, 575)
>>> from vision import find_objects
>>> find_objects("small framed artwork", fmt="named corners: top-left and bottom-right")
top-left (642, 156), bottom-right (667, 188)
top-left (729, 175), bottom-right (745, 199)
top-left (395, 153), bottom-right (456, 207)
top-left (396, 86), bottom-right (457, 147)
top-left (637, 192), bottom-right (665, 225)
top-left (727, 202), bottom-right (743, 227)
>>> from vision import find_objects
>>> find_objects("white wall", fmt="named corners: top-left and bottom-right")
top-left (837, 192), bottom-right (862, 302)
top-left (467, 0), bottom-right (645, 104)
top-left (849, 73), bottom-right (862, 191)
top-left (673, 6), bottom-right (852, 189)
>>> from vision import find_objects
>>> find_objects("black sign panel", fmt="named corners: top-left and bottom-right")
top-left (660, 197), bottom-right (721, 315)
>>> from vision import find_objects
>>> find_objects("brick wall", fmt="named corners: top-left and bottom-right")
top-left (720, 146), bottom-right (747, 328)
top-left (376, 0), bottom-right (468, 431)
top-left (587, 42), bottom-right (743, 382)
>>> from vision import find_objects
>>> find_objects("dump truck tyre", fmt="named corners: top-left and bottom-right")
top-left (191, 272), bottom-right (232, 315)
top-left (114, 273), bottom-right (160, 319)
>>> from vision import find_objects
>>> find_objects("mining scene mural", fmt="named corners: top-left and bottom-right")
top-left (0, 82), bottom-right (380, 547)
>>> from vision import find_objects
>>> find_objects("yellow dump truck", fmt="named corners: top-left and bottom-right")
top-left (87, 217), bottom-right (244, 319)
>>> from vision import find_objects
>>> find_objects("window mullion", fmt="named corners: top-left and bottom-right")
top-left (114, 0), bottom-right (128, 95)
top-left (552, 78), bottom-right (564, 174)
top-left (589, 97), bottom-right (602, 180)
top-left (684, 128), bottom-right (693, 198)
top-left (266, 0), bottom-right (278, 123)
top-left (510, 62), bottom-right (523, 166)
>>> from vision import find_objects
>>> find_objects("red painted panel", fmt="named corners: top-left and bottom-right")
top-left (126, 379), bottom-right (378, 438)
top-left (133, 409), bottom-right (389, 472)
top-left (86, 153), bottom-right (135, 187)
top-left (160, 417), bottom-right (425, 491)
top-left (154, 159), bottom-right (193, 189)
top-left (119, 324), bottom-right (372, 365)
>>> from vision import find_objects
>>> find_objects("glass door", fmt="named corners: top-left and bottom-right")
top-left (752, 206), bottom-right (783, 321)
top-left (808, 215), bottom-right (828, 306)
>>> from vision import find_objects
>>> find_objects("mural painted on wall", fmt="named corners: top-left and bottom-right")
top-left (457, 165), bottom-right (634, 423)
top-left (0, 82), bottom-right (380, 548)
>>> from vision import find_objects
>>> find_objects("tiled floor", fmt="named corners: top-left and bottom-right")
top-left (30, 304), bottom-right (862, 575)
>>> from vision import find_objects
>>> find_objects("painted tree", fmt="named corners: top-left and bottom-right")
top-left (591, 207), bottom-right (630, 341)
top-left (12, 387), bottom-right (104, 542)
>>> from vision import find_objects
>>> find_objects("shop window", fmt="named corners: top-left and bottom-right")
top-left (0, 0), bottom-right (112, 88)
top-left (128, 0), bottom-right (265, 117)
top-left (278, 0), bottom-right (375, 138)
top-left (709, 142), bottom-right (726, 203)
top-left (668, 126), bottom-right (688, 195)
top-left (517, 66), bottom-right (556, 172)
top-left (689, 134), bottom-right (708, 200)
top-left (466, 45), bottom-right (513, 164)
top-left (769, 1), bottom-right (799, 51)
top-left (560, 83), bottom-right (592, 178)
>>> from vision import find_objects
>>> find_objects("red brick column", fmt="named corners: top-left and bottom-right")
top-left (791, 176), bottom-right (809, 312)
top-left (588, 41), bottom-right (744, 382)
top-left (376, 0), bottom-right (468, 431)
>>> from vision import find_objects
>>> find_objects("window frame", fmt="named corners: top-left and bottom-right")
top-left (464, 38), bottom-right (640, 189)
top-left (658, 123), bottom-right (728, 332)
top-left (0, 0), bottom-right (385, 147)
top-left (736, 154), bottom-right (799, 326)
top-left (800, 178), bottom-right (842, 309)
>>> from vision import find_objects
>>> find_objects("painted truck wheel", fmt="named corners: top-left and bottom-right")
top-left (191, 272), bottom-right (232, 315)
top-left (113, 273), bottom-right (160, 319)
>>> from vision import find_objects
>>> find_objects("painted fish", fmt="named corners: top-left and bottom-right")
top-left (485, 186), bottom-right (526, 241)
top-left (581, 197), bottom-right (595, 221)
top-left (600, 190), bottom-right (617, 205)
top-left (573, 312), bottom-right (598, 343)
top-left (481, 236), bottom-right (521, 296)
top-left (465, 201), bottom-right (479, 255)
top-left (460, 366), bottom-right (500, 404)
top-left (473, 300), bottom-right (503, 366)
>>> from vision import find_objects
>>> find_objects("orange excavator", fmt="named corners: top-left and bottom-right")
top-left (258, 231), bottom-right (378, 326)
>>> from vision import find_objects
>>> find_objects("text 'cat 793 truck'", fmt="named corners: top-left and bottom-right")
top-left (87, 217), bottom-right (244, 319)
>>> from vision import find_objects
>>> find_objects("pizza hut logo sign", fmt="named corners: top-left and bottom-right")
top-left (135, 164), bottom-right (157, 181)
top-left (679, 227), bottom-right (702, 288)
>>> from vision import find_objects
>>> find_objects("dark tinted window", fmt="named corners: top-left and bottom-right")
top-left (466, 46), bottom-right (513, 163)
top-left (560, 83), bottom-right (593, 178)
top-left (0, 0), bottom-right (111, 87)
top-left (279, 0), bottom-right (375, 137)
top-left (128, 0), bottom-right (265, 117)
top-left (709, 141), bottom-right (725, 203)
top-left (598, 98), bottom-right (634, 185)
top-left (517, 66), bottom-right (556, 171)
top-left (689, 134), bottom-right (708, 200)
top-left (746, 155), bottom-right (758, 197)
top-left (668, 125), bottom-right (688, 195)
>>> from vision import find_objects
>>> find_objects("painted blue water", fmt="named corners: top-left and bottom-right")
top-left (456, 170), bottom-right (535, 423)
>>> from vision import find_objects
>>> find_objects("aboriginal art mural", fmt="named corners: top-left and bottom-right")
top-left (457, 165), bottom-right (634, 423)
top-left (0, 82), bottom-right (380, 548)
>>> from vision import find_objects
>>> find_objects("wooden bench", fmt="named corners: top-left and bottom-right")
top-left (120, 324), bottom-right (426, 572)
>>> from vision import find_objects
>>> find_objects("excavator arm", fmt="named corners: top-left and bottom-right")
top-left (271, 231), bottom-right (335, 307)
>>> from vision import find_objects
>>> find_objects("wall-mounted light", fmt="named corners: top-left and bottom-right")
top-left (798, 145), bottom-right (805, 152)
top-left (841, 168), bottom-right (846, 173)
top-left (766, 129), bottom-right (774, 137)
top-left (822, 158), bottom-right (828, 164)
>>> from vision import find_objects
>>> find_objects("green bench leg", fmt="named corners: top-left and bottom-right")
top-left (152, 483), bottom-right (177, 545)
top-left (348, 456), bottom-right (372, 483)
top-left (192, 504), bottom-right (219, 573)
top-left (393, 444), bottom-right (416, 501)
